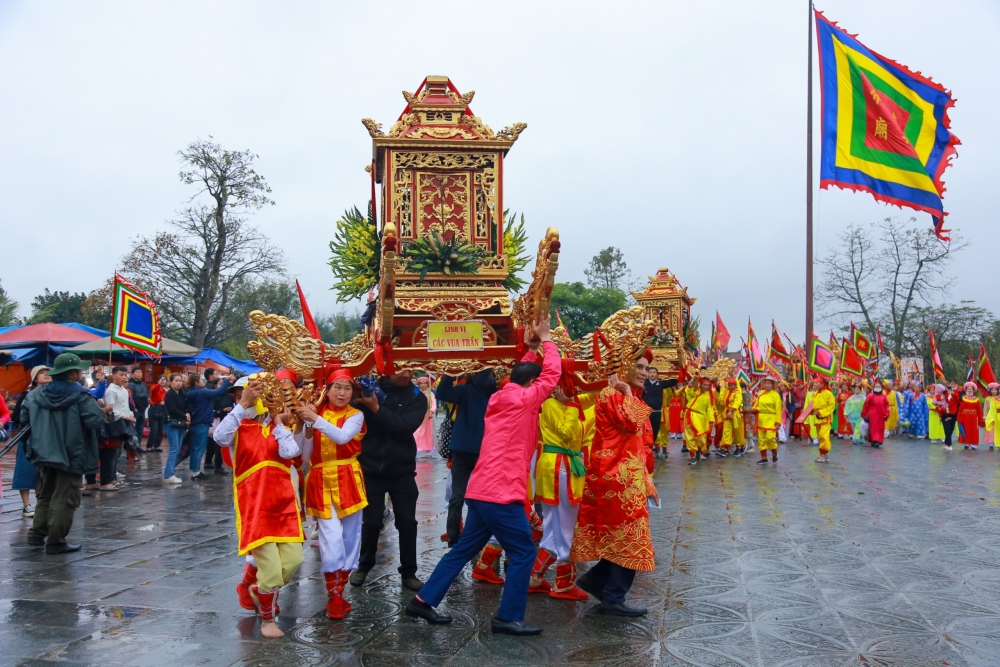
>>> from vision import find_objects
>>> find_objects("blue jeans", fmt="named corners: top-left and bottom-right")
top-left (188, 423), bottom-right (210, 475)
top-left (163, 424), bottom-right (186, 478)
top-left (418, 498), bottom-right (535, 623)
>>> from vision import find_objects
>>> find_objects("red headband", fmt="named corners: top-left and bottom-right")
top-left (326, 368), bottom-right (354, 386)
top-left (275, 369), bottom-right (298, 383)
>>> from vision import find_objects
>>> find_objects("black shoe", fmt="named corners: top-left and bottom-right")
top-left (26, 537), bottom-right (45, 547)
top-left (46, 543), bottom-right (81, 555)
top-left (680, 446), bottom-right (688, 453)
top-left (771, 454), bottom-right (778, 463)
top-left (715, 450), bottom-right (728, 458)
top-left (492, 618), bottom-right (543, 635)
top-left (688, 458), bottom-right (698, 466)
top-left (349, 569), bottom-right (368, 587)
top-left (405, 598), bottom-right (453, 624)
top-left (402, 576), bottom-right (424, 592)
top-left (575, 575), bottom-right (604, 601)
top-left (192, 472), bottom-right (211, 481)
top-left (757, 458), bottom-right (769, 465)
top-left (733, 449), bottom-right (743, 458)
top-left (214, 468), bottom-right (229, 476)
top-left (598, 601), bottom-right (647, 617)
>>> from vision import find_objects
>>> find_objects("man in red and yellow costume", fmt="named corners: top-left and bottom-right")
top-left (571, 354), bottom-right (659, 617)
top-left (528, 385), bottom-right (590, 600)
top-left (684, 375), bottom-right (717, 465)
top-left (214, 377), bottom-right (303, 639)
top-left (295, 368), bottom-right (367, 620)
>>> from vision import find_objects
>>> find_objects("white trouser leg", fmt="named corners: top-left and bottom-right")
top-left (538, 469), bottom-right (579, 562)
top-left (246, 555), bottom-right (257, 567)
top-left (318, 511), bottom-right (363, 572)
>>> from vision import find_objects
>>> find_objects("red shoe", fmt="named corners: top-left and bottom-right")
top-left (471, 544), bottom-right (505, 585)
top-left (549, 563), bottom-right (590, 601)
top-left (338, 570), bottom-right (352, 613)
top-left (237, 562), bottom-right (258, 611)
top-left (324, 572), bottom-right (348, 619)
top-left (529, 512), bottom-right (544, 542)
top-left (528, 549), bottom-right (556, 593)
top-left (440, 532), bottom-right (449, 542)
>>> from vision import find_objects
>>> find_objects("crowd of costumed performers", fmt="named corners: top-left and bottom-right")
top-left (213, 312), bottom-right (1000, 639)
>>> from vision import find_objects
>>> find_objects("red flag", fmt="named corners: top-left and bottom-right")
top-left (770, 321), bottom-right (790, 362)
top-left (977, 344), bottom-right (996, 392)
top-left (715, 312), bottom-right (731, 352)
top-left (876, 324), bottom-right (885, 354)
top-left (296, 279), bottom-right (321, 340)
top-left (840, 338), bottom-right (864, 376)
top-left (928, 329), bottom-right (946, 382)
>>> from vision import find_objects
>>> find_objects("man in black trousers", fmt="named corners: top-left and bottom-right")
top-left (350, 368), bottom-right (427, 591)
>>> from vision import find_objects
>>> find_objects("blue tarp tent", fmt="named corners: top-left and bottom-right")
top-left (160, 348), bottom-right (261, 375)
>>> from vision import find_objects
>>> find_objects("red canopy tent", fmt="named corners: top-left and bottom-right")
top-left (0, 323), bottom-right (100, 347)
top-left (0, 324), bottom-right (102, 398)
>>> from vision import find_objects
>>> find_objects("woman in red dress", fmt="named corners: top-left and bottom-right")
top-left (861, 383), bottom-right (890, 447)
top-left (957, 382), bottom-right (985, 450)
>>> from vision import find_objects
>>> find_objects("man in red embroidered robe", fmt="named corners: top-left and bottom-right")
top-left (570, 359), bottom-right (659, 617)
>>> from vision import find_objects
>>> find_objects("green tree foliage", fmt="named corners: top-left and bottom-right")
top-left (0, 281), bottom-right (20, 327)
top-left (317, 311), bottom-right (362, 344)
top-left (549, 282), bottom-right (627, 339)
top-left (903, 302), bottom-right (999, 382)
top-left (27, 289), bottom-right (88, 325)
top-left (584, 246), bottom-right (631, 291)
top-left (215, 278), bottom-right (301, 358)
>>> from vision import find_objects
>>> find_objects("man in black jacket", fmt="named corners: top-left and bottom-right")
top-left (24, 354), bottom-right (109, 554)
top-left (435, 369), bottom-right (496, 546)
top-left (128, 367), bottom-right (150, 446)
top-left (350, 369), bottom-right (427, 591)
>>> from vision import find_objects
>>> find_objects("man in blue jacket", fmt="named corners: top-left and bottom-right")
top-left (435, 369), bottom-right (497, 546)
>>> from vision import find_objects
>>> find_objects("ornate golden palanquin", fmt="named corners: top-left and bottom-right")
top-left (632, 269), bottom-right (696, 380)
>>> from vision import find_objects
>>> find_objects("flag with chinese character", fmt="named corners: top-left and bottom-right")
top-left (816, 11), bottom-right (960, 241)
top-left (809, 335), bottom-right (837, 377)
top-left (112, 274), bottom-right (162, 358)
top-left (770, 322), bottom-right (790, 363)
top-left (840, 338), bottom-right (865, 376)
top-left (715, 312), bottom-right (731, 352)
top-left (850, 323), bottom-right (874, 360)
top-left (977, 345), bottom-right (996, 393)
top-left (928, 329), bottom-right (946, 382)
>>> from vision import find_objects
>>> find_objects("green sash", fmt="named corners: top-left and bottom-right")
top-left (542, 444), bottom-right (586, 477)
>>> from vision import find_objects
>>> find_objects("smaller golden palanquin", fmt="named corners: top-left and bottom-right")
top-left (631, 268), bottom-right (697, 380)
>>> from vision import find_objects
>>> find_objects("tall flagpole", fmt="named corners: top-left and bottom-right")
top-left (805, 0), bottom-right (815, 345)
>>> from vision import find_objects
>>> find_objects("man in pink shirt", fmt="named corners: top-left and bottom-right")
top-left (406, 316), bottom-right (560, 636)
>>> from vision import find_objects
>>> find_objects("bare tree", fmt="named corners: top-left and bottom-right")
top-left (818, 216), bottom-right (967, 357)
top-left (123, 206), bottom-right (284, 347)
top-left (122, 139), bottom-right (278, 347)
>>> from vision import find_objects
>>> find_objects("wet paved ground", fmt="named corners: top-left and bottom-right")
top-left (3, 438), bottom-right (1000, 666)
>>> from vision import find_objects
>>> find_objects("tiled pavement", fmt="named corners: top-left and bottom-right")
top-left (2, 438), bottom-right (1000, 666)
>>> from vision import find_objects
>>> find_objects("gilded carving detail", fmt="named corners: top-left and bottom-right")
top-left (394, 152), bottom-right (495, 170)
top-left (361, 118), bottom-right (384, 138)
top-left (496, 123), bottom-right (527, 142)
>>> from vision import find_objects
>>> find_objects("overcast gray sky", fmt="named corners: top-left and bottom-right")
top-left (1, 0), bottom-right (997, 344)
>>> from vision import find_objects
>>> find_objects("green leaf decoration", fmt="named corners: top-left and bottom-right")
top-left (502, 209), bottom-right (531, 293)
top-left (328, 202), bottom-right (381, 303)
top-left (402, 232), bottom-right (484, 283)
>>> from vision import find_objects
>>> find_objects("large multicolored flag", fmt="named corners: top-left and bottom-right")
top-left (815, 11), bottom-right (960, 241)
top-left (747, 321), bottom-right (768, 375)
top-left (840, 338), bottom-right (865, 376)
top-left (770, 322), bottom-right (790, 363)
top-left (112, 274), bottom-right (162, 358)
top-left (850, 323), bottom-right (874, 360)
top-left (928, 329), bottom-right (946, 382)
top-left (715, 312), bottom-right (731, 352)
top-left (977, 345), bottom-right (996, 393)
top-left (809, 335), bottom-right (837, 378)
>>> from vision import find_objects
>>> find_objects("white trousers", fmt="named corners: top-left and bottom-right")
top-left (539, 469), bottom-right (579, 562)
top-left (318, 510), bottom-right (362, 573)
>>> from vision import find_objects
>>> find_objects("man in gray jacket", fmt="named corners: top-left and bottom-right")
top-left (24, 353), bottom-right (108, 554)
